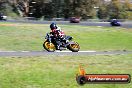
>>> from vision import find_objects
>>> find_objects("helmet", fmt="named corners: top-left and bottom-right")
top-left (50, 23), bottom-right (57, 30)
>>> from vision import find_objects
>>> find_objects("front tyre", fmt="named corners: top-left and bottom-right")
top-left (43, 41), bottom-right (56, 52)
top-left (68, 42), bottom-right (80, 52)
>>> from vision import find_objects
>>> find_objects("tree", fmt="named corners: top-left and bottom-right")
top-left (79, 0), bottom-right (99, 19)
top-left (0, 0), bottom-right (7, 14)
top-left (7, 0), bottom-right (30, 17)
top-left (29, 0), bottom-right (43, 18)
top-left (42, 1), bottom-right (54, 19)
top-left (108, 0), bottom-right (128, 19)
top-left (123, 0), bottom-right (132, 19)
top-left (98, 5), bottom-right (108, 19)
top-left (65, 0), bottom-right (99, 19)
top-left (63, 0), bottom-right (72, 18)
top-left (4, 0), bottom-right (105, 19)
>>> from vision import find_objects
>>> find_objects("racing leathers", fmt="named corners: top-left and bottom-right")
top-left (50, 27), bottom-right (65, 49)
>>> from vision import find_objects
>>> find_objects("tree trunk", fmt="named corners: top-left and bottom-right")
top-left (23, 0), bottom-right (29, 17)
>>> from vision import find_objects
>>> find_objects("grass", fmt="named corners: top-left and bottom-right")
top-left (0, 22), bottom-right (132, 51)
top-left (0, 54), bottom-right (132, 88)
top-left (0, 22), bottom-right (132, 88)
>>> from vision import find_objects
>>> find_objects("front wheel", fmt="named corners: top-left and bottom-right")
top-left (43, 41), bottom-right (56, 52)
top-left (68, 42), bottom-right (80, 52)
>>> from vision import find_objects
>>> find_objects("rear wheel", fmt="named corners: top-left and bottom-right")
top-left (43, 41), bottom-right (56, 52)
top-left (68, 42), bottom-right (80, 52)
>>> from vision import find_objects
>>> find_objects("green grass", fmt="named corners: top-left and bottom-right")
top-left (0, 54), bottom-right (132, 88)
top-left (0, 22), bottom-right (132, 88)
top-left (0, 22), bottom-right (132, 51)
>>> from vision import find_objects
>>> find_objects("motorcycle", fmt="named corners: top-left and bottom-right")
top-left (0, 14), bottom-right (7, 21)
top-left (43, 33), bottom-right (80, 52)
top-left (110, 19), bottom-right (121, 26)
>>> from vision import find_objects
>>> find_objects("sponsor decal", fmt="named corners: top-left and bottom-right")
top-left (76, 65), bottom-right (131, 85)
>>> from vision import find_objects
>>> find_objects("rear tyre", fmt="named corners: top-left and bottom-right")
top-left (68, 42), bottom-right (80, 52)
top-left (43, 41), bottom-right (56, 52)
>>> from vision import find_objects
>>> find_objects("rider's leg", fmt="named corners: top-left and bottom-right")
top-left (56, 39), bottom-right (61, 49)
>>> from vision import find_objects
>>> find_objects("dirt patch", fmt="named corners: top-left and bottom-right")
top-left (0, 24), bottom-right (17, 26)
top-left (0, 23), bottom-right (48, 27)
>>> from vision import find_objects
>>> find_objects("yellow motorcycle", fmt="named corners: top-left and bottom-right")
top-left (43, 33), bottom-right (80, 52)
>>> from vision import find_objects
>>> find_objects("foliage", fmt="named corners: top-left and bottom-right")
top-left (71, 0), bottom-right (98, 19)
top-left (1, 0), bottom-right (132, 19)
top-left (98, 0), bottom-right (132, 19)
top-left (3, 0), bottom-right (99, 19)
top-left (98, 4), bottom-right (108, 19)
top-left (0, 0), bottom-right (7, 14)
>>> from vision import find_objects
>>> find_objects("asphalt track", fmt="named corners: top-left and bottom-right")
top-left (4, 20), bottom-right (132, 28)
top-left (0, 50), bottom-right (132, 57)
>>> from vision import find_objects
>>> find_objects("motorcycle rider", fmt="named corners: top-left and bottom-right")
top-left (0, 13), bottom-right (3, 20)
top-left (49, 22), bottom-right (65, 49)
top-left (110, 19), bottom-right (121, 26)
